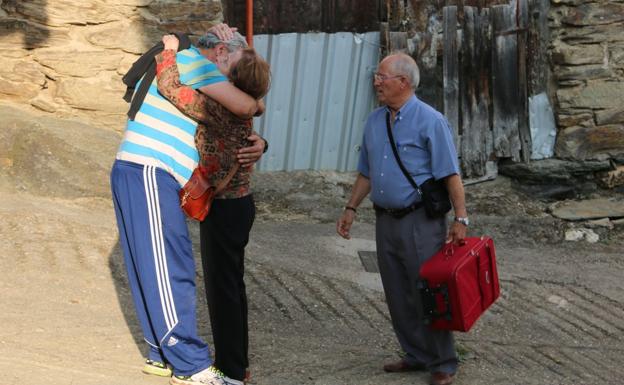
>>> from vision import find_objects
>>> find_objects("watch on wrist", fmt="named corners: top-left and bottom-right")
top-left (345, 206), bottom-right (357, 213)
top-left (262, 137), bottom-right (269, 153)
top-left (454, 216), bottom-right (469, 226)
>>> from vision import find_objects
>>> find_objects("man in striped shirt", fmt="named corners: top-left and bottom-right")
top-left (110, 26), bottom-right (263, 385)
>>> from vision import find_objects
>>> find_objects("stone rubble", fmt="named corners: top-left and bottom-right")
top-left (564, 228), bottom-right (599, 243)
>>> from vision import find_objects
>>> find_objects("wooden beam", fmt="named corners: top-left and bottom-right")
top-left (479, 8), bottom-right (494, 164)
top-left (460, 6), bottom-right (491, 177)
top-left (380, 22), bottom-right (389, 57)
top-left (443, 6), bottom-right (460, 151)
top-left (517, 0), bottom-right (531, 162)
top-left (389, 32), bottom-right (408, 52)
top-left (527, 0), bottom-right (550, 96)
top-left (386, 0), bottom-right (406, 30)
top-left (492, 4), bottom-right (521, 161)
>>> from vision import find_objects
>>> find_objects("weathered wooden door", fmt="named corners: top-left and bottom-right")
top-left (443, 0), bottom-right (532, 179)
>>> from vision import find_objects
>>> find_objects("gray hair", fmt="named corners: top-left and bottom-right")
top-left (389, 52), bottom-right (420, 90)
top-left (197, 31), bottom-right (248, 52)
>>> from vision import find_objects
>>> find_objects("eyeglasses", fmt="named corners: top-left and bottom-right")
top-left (373, 73), bottom-right (403, 82)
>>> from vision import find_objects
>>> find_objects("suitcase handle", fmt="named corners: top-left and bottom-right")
top-left (443, 237), bottom-right (489, 259)
top-left (443, 239), bottom-right (467, 260)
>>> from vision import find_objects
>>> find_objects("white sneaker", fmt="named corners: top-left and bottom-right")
top-left (170, 366), bottom-right (244, 385)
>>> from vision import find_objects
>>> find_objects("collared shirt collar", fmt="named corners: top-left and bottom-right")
top-left (384, 94), bottom-right (419, 121)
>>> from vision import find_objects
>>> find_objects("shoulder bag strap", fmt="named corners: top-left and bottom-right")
top-left (214, 119), bottom-right (253, 195)
top-left (385, 111), bottom-right (421, 194)
top-left (213, 163), bottom-right (240, 196)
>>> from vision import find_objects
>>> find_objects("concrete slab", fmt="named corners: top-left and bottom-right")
top-left (551, 198), bottom-right (624, 220)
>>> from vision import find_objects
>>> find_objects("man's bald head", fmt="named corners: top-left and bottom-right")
top-left (380, 52), bottom-right (420, 90)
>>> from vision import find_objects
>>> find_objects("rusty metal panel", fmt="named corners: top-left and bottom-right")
top-left (252, 32), bottom-right (381, 171)
top-left (223, 0), bottom-right (384, 34)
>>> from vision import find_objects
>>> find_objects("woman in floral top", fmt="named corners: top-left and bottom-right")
top-left (155, 35), bottom-right (271, 385)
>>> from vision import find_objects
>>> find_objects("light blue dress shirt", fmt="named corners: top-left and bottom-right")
top-left (357, 95), bottom-right (460, 209)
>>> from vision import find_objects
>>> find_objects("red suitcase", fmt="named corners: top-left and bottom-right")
top-left (419, 236), bottom-right (500, 332)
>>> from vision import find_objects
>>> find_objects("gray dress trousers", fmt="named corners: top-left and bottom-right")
top-left (375, 206), bottom-right (458, 375)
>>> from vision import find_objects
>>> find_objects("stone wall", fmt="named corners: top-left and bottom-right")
top-left (0, 0), bottom-right (223, 130)
top-left (550, 0), bottom-right (624, 161)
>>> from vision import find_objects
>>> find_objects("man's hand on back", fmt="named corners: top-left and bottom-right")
top-left (237, 134), bottom-right (266, 168)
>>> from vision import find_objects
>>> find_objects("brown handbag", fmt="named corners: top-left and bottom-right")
top-left (179, 163), bottom-right (240, 221)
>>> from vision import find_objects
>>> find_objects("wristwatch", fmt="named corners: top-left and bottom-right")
top-left (454, 217), bottom-right (470, 226)
top-left (262, 137), bottom-right (269, 153)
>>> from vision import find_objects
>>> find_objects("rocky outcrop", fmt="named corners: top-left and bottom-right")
top-left (0, 0), bottom-right (223, 131)
top-left (0, 105), bottom-right (120, 198)
top-left (550, 0), bottom-right (624, 161)
top-left (498, 158), bottom-right (612, 199)
top-left (556, 125), bottom-right (624, 160)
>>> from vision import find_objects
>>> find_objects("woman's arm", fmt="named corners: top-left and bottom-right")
top-left (200, 23), bottom-right (259, 118)
top-left (198, 82), bottom-right (261, 119)
top-left (160, 34), bottom-right (261, 119)
top-left (155, 49), bottom-right (224, 126)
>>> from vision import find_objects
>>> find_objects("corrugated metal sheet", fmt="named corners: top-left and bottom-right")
top-left (252, 32), bottom-right (381, 171)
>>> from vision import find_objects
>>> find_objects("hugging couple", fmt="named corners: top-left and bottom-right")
top-left (111, 23), bottom-right (271, 385)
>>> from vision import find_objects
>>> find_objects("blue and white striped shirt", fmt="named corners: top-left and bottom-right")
top-left (116, 46), bottom-right (226, 186)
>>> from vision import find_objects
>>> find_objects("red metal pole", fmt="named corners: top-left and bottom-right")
top-left (246, 0), bottom-right (253, 47)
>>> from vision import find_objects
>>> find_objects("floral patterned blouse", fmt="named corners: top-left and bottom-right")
top-left (155, 49), bottom-right (252, 199)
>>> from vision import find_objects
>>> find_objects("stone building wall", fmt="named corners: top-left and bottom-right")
top-left (550, 0), bottom-right (624, 161)
top-left (0, 0), bottom-right (223, 130)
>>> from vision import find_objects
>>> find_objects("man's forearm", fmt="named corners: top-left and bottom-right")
top-left (444, 174), bottom-right (467, 218)
top-left (346, 174), bottom-right (372, 209)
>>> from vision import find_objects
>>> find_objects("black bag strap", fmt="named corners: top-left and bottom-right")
top-left (123, 32), bottom-right (192, 120)
top-left (385, 111), bottom-right (421, 194)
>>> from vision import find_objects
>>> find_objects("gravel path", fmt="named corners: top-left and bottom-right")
top-left (2, 178), bottom-right (623, 385)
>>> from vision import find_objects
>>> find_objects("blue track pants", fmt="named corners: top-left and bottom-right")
top-left (110, 160), bottom-right (212, 376)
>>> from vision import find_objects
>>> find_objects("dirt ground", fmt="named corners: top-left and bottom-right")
top-left (1, 105), bottom-right (624, 385)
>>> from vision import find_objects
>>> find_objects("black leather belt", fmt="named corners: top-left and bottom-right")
top-left (373, 201), bottom-right (424, 218)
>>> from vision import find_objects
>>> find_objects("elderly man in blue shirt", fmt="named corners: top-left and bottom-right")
top-left (337, 52), bottom-right (468, 385)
